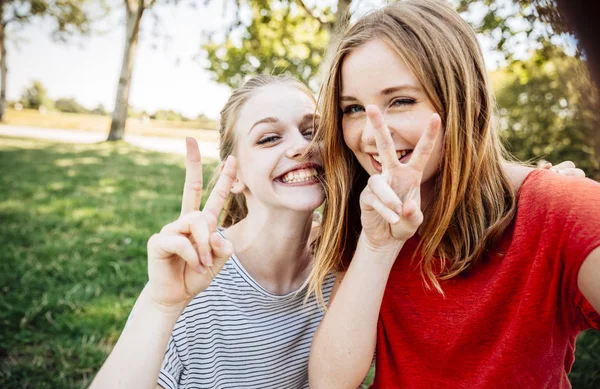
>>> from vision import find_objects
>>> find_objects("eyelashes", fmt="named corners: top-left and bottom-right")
top-left (256, 129), bottom-right (315, 145)
top-left (341, 98), bottom-right (417, 116)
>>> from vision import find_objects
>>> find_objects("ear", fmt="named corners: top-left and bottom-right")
top-left (228, 167), bottom-right (246, 194)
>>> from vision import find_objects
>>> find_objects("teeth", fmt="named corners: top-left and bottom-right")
top-left (372, 150), bottom-right (410, 164)
top-left (281, 168), bottom-right (318, 183)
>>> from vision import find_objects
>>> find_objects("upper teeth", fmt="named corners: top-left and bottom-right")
top-left (281, 168), bottom-right (318, 183)
top-left (372, 150), bottom-right (409, 163)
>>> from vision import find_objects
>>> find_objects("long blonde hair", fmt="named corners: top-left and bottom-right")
top-left (308, 0), bottom-right (517, 305)
top-left (215, 74), bottom-right (316, 227)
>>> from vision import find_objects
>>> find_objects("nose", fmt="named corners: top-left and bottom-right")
top-left (286, 130), bottom-right (312, 160)
top-left (361, 114), bottom-right (377, 147)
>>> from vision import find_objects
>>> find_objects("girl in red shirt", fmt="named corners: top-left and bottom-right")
top-left (307, 0), bottom-right (600, 388)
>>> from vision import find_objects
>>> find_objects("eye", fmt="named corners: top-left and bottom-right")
top-left (257, 135), bottom-right (280, 145)
top-left (391, 98), bottom-right (416, 108)
top-left (342, 105), bottom-right (365, 115)
top-left (303, 128), bottom-right (314, 140)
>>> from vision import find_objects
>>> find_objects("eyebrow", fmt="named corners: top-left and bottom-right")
top-left (249, 117), bottom-right (279, 134)
top-left (340, 84), bottom-right (421, 102)
top-left (248, 113), bottom-right (320, 134)
top-left (299, 113), bottom-right (319, 129)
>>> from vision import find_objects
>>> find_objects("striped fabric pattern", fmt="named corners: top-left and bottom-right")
top-left (157, 253), bottom-right (336, 389)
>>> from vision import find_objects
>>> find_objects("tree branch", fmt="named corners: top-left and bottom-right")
top-left (295, 0), bottom-right (331, 27)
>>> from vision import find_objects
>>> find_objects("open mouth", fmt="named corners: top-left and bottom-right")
top-left (276, 164), bottom-right (322, 185)
top-left (372, 149), bottom-right (413, 165)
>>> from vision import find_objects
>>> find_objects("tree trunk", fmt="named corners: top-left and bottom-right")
top-left (333, 0), bottom-right (351, 34)
top-left (107, 1), bottom-right (144, 141)
top-left (0, 2), bottom-right (7, 122)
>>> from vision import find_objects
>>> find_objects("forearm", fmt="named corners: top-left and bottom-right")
top-left (90, 287), bottom-right (185, 389)
top-left (309, 234), bottom-right (402, 388)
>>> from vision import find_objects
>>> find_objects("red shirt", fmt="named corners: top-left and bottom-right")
top-left (373, 170), bottom-right (600, 388)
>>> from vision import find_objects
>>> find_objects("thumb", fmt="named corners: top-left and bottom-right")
top-left (209, 232), bottom-right (233, 267)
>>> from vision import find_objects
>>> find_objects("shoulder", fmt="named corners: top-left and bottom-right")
top-left (518, 169), bottom-right (600, 205)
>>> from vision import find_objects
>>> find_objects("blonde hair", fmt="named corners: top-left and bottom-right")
top-left (308, 0), bottom-right (517, 305)
top-left (215, 74), bottom-right (316, 227)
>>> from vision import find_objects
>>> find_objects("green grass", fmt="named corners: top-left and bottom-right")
top-left (0, 136), bottom-right (217, 388)
top-left (0, 136), bottom-right (598, 388)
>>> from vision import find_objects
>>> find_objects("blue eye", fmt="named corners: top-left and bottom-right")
top-left (303, 128), bottom-right (314, 139)
top-left (342, 105), bottom-right (365, 115)
top-left (257, 135), bottom-right (280, 145)
top-left (391, 98), bottom-right (416, 107)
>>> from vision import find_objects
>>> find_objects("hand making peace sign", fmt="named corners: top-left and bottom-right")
top-left (146, 138), bottom-right (237, 309)
top-left (359, 105), bottom-right (441, 249)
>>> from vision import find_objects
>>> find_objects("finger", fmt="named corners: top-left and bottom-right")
top-left (160, 211), bottom-right (201, 235)
top-left (180, 137), bottom-right (203, 216)
top-left (366, 105), bottom-right (401, 173)
top-left (361, 190), bottom-right (401, 224)
top-left (368, 174), bottom-right (403, 215)
top-left (409, 113), bottom-right (441, 172)
top-left (189, 218), bottom-right (214, 268)
top-left (203, 156), bottom-right (237, 219)
top-left (209, 232), bottom-right (233, 265)
top-left (559, 168), bottom-right (585, 177)
top-left (552, 161), bottom-right (576, 170)
top-left (149, 234), bottom-right (205, 274)
top-left (402, 199), bottom-right (423, 225)
top-left (542, 162), bottom-right (552, 170)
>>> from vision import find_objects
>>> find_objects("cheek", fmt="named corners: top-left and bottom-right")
top-left (341, 119), bottom-right (361, 153)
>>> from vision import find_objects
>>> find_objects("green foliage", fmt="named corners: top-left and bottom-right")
top-left (454, 0), bottom-right (568, 60)
top-left (202, 1), bottom-right (331, 89)
top-left (2, 0), bottom-right (99, 40)
top-left (151, 109), bottom-right (187, 121)
top-left (20, 80), bottom-right (54, 110)
top-left (494, 44), bottom-right (600, 179)
top-left (91, 104), bottom-right (107, 116)
top-left (54, 97), bottom-right (88, 114)
top-left (0, 137), bottom-right (217, 388)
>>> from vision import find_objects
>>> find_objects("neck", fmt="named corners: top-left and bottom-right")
top-left (223, 207), bottom-right (314, 295)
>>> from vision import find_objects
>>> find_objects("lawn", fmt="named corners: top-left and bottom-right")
top-left (0, 136), bottom-right (598, 388)
top-left (2, 109), bottom-right (219, 141)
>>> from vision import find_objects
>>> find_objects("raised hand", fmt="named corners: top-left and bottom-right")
top-left (146, 138), bottom-right (237, 308)
top-left (359, 105), bottom-right (441, 249)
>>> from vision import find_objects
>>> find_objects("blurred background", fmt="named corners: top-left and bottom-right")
top-left (0, 0), bottom-right (598, 388)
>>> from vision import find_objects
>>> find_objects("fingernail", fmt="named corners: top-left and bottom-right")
top-left (395, 205), bottom-right (404, 214)
top-left (391, 214), bottom-right (400, 224)
top-left (197, 265), bottom-right (206, 274)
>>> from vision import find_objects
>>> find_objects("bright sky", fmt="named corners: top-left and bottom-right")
top-left (9, 0), bottom-right (551, 120)
top-left (10, 1), bottom-right (235, 119)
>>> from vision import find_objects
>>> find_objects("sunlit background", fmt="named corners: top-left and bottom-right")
top-left (1, 0), bottom-right (598, 388)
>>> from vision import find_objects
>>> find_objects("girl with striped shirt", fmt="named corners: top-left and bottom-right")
top-left (90, 75), bottom-right (334, 389)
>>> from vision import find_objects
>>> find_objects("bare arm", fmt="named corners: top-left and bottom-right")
top-left (89, 288), bottom-right (184, 389)
top-left (309, 237), bottom-right (402, 388)
top-left (309, 107), bottom-right (440, 388)
top-left (578, 247), bottom-right (600, 313)
top-left (90, 139), bottom-right (236, 388)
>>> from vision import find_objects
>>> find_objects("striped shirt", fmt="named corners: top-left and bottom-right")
top-left (157, 253), bottom-right (336, 389)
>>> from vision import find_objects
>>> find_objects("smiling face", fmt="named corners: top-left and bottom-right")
top-left (232, 83), bottom-right (324, 213)
top-left (339, 39), bottom-right (443, 189)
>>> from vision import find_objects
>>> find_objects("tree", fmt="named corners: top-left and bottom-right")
top-left (54, 97), bottom-right (88, 113)
top-left (0, 0), bottom-right (97, 121)
top-left (107, 0), bottom-right (154, 141)
top-left (202, 0), bottom-right (350, 89)
top-left (19, 80), bottom-right (53, 110)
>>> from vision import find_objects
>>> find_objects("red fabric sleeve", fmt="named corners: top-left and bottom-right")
top-left (534, 170), bottom-right (600, 330)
